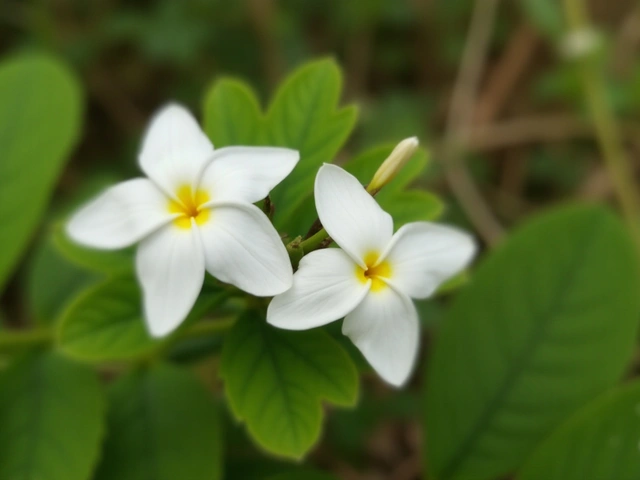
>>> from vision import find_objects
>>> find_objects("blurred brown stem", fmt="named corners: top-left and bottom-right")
top-left (473, 24), bottom-right (539, 125)
top-left (345, 27), bottom-right (373, 97)
top-left (87, 67), bottom-right (146, 134)
top-left (563, 0), bottom-right (640, 254)
top-left (611, 5), bottom-right (640, 76)
top-left (466, 114), bottom-right (640, 151)
top-left (440, 0), bottom-right (505, 246)
top-left (248, 0), bottom-right (283, 90)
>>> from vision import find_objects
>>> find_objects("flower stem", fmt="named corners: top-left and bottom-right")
top-left (286, 153), bottom-right (416, 260)
top-left (563, 0), bottom-right (640, 254)
top-left (298, 228), bottom-right (332, 254)
top-left (285, 235), bottom-right (304, 266)
top-left (0, 328), bottom-right (52, 353)
top-left (286, 228), bottom-right (334, 266)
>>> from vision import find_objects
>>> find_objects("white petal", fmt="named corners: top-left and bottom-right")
top-left (267, 249), bottom-right (370, 330)
top-left (136, 222), bottom-right (205, 337)
top-left (199, 147), bottom-right (299, 204)
top-left (67, 178), bottom-right (173, 249)
top-left (342, 286), bottom-right (419, 387)
top-left (198, 202), bottom-right (292, 296)
top-left (315, 164), bottom-right (393, 266)
top-left (138, 103), bottom-right (214, 195)
top-left (381, 222), bottom-right (476, 299)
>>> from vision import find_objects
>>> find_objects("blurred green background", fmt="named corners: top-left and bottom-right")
top-left (2, 0), bottom-right (639, 478)
top-left (3, 0), bottom-right (638, 235)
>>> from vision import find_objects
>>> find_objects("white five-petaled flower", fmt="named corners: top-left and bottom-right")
top-left (68, 104), bottom-right (298, 337)
top-left (267, 164), bottom-right (476, 387)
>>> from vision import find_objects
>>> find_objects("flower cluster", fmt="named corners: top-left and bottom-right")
top-left (68, 104), bottom-right (475, 386)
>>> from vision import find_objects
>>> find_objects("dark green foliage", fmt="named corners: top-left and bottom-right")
top-left (426, 205), bottom-right (640, 480)
top-left (220, 312), bottom-right (358, 458)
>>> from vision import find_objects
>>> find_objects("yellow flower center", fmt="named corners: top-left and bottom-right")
top-left (167, 185), bottom-right (211, 229)
top-left (355, 251), bottom-right (392, 292)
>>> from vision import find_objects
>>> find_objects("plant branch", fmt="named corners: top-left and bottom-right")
top-left (440, 0), bottom-right (505, 246)
top-left (465, 114), bottom-right (640, 152)
top-left (286, 228), bottom-right (331, 265)
top-left (563, 0), bottom-right (640, 254)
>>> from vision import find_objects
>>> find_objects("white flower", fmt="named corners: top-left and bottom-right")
top-left (267, 164), bottom-right (476, 387)
top-left (68, 104), bottom-right (298, 337)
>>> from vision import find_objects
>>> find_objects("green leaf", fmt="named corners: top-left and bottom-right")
top-left (27, 230), bottom-right (101, 325)
top-left (201, 59), bottom-right (356, 238)
top-left (344, 144), bottom-right (443, 227)
top-left (0, 351), bottom-right (105, 480)
top-left (435, 270), bottom-right (469, 296)
top-left (415, 298), bottom-right (445, 330)
top-left (53, 222), bottom-right (134, 274)
top-left (167, 335), bottom-right (224, 364)
top-left (519, 381), bottom-right (640, 480)
top-left (266, 59), bottom-right (357, 233)
top-left (95, 364), bottom-right (222, 480)
top-left (220, 312), bottom-right (359, 458)
top-left (57, 274), bottom-right (162, 361)
top-left (425, 204), bottom-right (640, 480)
top-left (203, 77), bottom-right (264, 147)
top-left (57, 274), bottom-right (226, 362)
top-left (0, 53), bottom-right (82, 293)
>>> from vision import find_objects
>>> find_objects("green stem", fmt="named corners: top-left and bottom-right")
top-left (284, 171), bottom-right (399, 262)
top-left (178, 316), bottom-right (236, 340)
top-left (564, 0), bottom-right (640, 254)
top-left (284, 180), bottom-right (390, 261)
top-left (286, 228), bottom-right (333, 266)
top-left (286, 236), bottom-right (304, 267)
top-left (299, 228), bottom-right (331, 252)
top-left (0, 305), bottom-right (234, 363)
top-left (0, 300), bottom-right (235, 358)
top-left (0, 328), bottom-right (52, 352)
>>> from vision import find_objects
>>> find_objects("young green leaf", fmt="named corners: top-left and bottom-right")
top-left (425, 204), bottom-right (640, 480)
top-left (220, 312), bottom-right (359, 459)
top-left (95, 364), bottom-right (222, 480)
top-left (57, 274), bottom-right (163, 361)
top-left (519, 381), bottom-right (640, 480)
top-left (57, 273), bottom-right (225, 362)
top-left (201, 59), bottom-right (356, 238)
top-left (344, 144), bottom-right (443, 226)
top-left (0, 351), bottom-right (105, 480)
top-left (0, 53), bottom-right (82, 293)
top-left (203, 77), bottom-right (265, 147)
top-left (266, 59), bottom-right (357, 233)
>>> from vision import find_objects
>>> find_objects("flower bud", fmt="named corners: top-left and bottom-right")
top-left (367, 137), bottom-right (419, 194)
top-left (560, 28), bottom-right (601, 60)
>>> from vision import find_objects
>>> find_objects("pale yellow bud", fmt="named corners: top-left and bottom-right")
top-left (367, 137), bottom-right (419, 194)
top-left (560, 28), bottom-right (601, 60)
